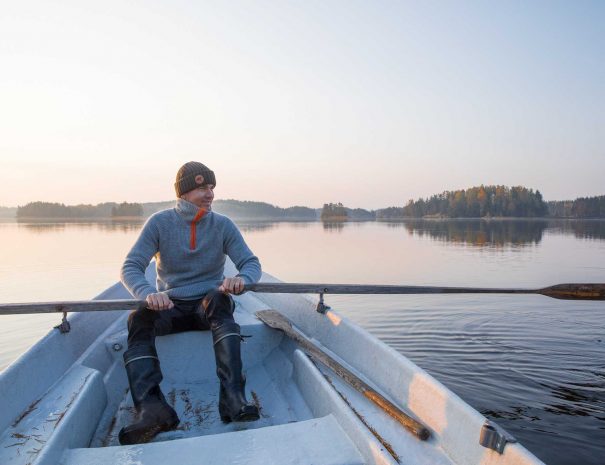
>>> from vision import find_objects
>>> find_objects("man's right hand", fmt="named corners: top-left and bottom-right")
top-left (146, 292), bottom-right (174, 311)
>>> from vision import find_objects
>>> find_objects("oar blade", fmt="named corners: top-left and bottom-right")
top-left (255, 309), bottom-right (294, 332)
top-left (255, 308), bottom-right (431, 440)
top-left (539, 283), bottom-right (605, 300)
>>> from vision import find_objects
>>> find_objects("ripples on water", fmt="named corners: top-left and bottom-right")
top-left (1, 218), bottom-right (604, 464)
top-left (330, 293), bottom-right (605, 465)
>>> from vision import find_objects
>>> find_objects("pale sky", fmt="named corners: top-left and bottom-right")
top-left (1, 0), bottom-right (603, 209)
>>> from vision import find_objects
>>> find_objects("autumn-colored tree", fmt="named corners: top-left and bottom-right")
top-left (384, 185), bottom-right (548, 218)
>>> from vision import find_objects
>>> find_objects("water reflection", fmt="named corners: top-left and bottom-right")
top-left (17, 220), bottom-right (144, 233)
top-left (322, 222), bottom-right (346, 232)
top-left (547, 220), bottom-right (605, 241)
top-left (400, 219), bottom-right (548, 247)
top-left (484, 378), bottom-right (605, 420)
top-left (380, 219), bottom-right (605, 247)
top-left (18, 222), bottom-right (68, 233)
top-left (10, 218), bottom-right (605, 243)
top-left (235, 222), bottom-right (279, 233)
top-left (2, 217), bottom-right (605, 464)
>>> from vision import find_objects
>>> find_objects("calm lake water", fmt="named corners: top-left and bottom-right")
top-left (1, 218), bottom-right (604, 464)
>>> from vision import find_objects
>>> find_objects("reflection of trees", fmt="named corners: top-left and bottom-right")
top-left (399, 219), bottom-right (605, 245)
top-left (17, 220), bottom-right (144, 234)
top-left (105, 220), bottom-right (145, 232)
top-left (402, 219), bottom-right (548, 247)
top-left (235, 222), bottom-right (278, 233)
top-left (234, 220), bottom-right (315, 233)
top-left (287, 221), bottom-right (314, 229)
top-left (322, 222), bottom-right (345, 232)
top-left (18, 222), bottom-right (68, 233)
top-left (547, 220), bottom-right (605, 241)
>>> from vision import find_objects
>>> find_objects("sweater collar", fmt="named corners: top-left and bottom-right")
top-left (175, 198), bottom-right (211, 222)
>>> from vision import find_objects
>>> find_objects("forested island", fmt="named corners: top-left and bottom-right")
top-left (376, 186), bottom-right (548, 219)
top-left (5, 186), bottom-right (605, 220)
top-left (374, 187), bottom-right (604, 219)
top-left (319, 203), bottom-right (374, 221)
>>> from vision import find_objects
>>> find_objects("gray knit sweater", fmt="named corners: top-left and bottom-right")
top-left (120, 198), bottom-right (262, 300)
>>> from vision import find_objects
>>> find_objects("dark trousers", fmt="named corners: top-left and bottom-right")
top-left (127, 290), bottom-right (234, 349)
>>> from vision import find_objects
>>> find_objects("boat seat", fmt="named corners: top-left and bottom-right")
top-left (0, 365), bottom-right (107, 465)
top-left (60, 414), bottom-right (365, 465)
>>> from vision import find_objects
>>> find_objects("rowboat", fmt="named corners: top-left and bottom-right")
top-left (0, 262), bottom-right (544, 465)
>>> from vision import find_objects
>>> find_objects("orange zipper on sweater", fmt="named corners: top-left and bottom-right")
top-left (190, 209), bottom-right (207, 250)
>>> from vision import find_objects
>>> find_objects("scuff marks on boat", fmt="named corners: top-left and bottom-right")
top-left (53, 372), bottom-right (94, 429)
top-left (101, 416), bottom-right (119, 447)
top-left (321, 371), bottom-right (401, 464)
top-left (11, 399), bottom-right (41, 427)
top-left (4, 441), bottom-right (26, 448)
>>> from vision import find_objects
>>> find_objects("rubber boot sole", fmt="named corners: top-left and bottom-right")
top-left (119, 416), bottom-right (179, 445)
top-left (220, 404), bottom-right (260, 423)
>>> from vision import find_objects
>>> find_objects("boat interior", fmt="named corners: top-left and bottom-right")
top-left (1, 287), bottom-right (410, 465)
top-left (0, 268), bottom-right (542, 465)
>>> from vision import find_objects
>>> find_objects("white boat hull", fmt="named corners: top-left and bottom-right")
top-left (0, 264), bottom-right (544, 465)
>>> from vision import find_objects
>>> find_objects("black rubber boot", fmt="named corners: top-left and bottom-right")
top-left (118, 346), bottom-right (179, 445)
top-left (213, 322), bottom-right (260, 423)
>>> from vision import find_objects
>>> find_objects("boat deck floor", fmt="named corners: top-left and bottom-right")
top-left (64, 415), bottom-right (365, 465)
top-left (88, 307), bottom-right (316, 446)
top-left (72, 305), bottom-right (369, 464)
top-left (95, 352), bottom-right (313, 446)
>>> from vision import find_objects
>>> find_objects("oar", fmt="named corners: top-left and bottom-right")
top-left (0, 282), bottom-right (603, 315)
top-left (0, 300), bottom-right (146, 315)
top-left (256, 309), bottom-right (431, 440)
top-left (247, 282), bottom-right (605, 300)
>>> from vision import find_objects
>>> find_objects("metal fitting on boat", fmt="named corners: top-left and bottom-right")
top-left (479, 420), bottom-right (517, 454)
top-left (316, 292), bottom-right (331, 314)
top-left (54, 311), bottom-right (71, 333)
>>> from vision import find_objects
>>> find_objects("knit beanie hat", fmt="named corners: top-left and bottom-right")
top-left (174, 162), bottom-right (216, 197)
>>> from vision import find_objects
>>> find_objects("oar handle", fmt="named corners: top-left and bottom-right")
top-left (0, 299), bottom-right (145, 315)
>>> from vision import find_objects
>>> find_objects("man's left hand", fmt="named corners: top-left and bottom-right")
top-left (219, 276), bottom-right (245, 295)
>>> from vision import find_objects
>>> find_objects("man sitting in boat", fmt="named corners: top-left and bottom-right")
top-left (119, 161), bottom-right (261, 445)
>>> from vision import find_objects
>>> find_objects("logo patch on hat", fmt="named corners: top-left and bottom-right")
top-left (195, 174), bottom-right (205, 185)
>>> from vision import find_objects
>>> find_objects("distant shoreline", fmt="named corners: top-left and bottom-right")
top-left (5, 188), bottom-right (605, 220)
top-left (4, 216), bottom-right (605, 222)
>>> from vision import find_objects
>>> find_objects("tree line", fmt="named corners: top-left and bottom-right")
top-left (16, 201), bottom-right (143, 218)
top-left (0, 206), bottom-right (16, 218)
top-left (548, 196), bottom-right (605, 218)
top-left (376, 186), bottom-right (548, 219)
top-left (9, 190), bottom-right (605, 220)
top-left (212, 200), bottom-right (317, 219)
top-left (15, 199), bottom-right (317, 220)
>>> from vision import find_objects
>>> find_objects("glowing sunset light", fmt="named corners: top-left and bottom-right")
top-left (1, 1), bottom-right (603, 209)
